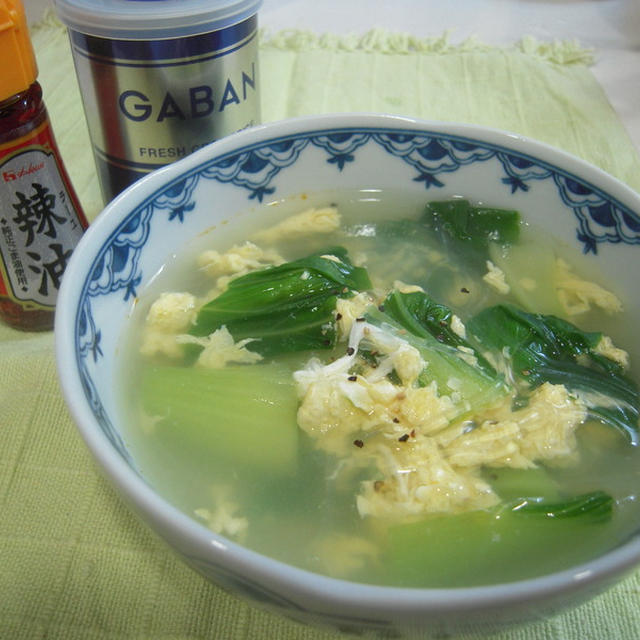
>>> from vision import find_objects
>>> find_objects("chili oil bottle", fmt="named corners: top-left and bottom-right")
top-left (0, 0), bottom-right (88, 330)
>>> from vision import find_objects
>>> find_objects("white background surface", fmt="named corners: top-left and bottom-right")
top-left (24, 0), bottom-right (640, 153)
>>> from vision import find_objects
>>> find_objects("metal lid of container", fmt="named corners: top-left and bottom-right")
top-left (53, 0), bottom-right (262, 40)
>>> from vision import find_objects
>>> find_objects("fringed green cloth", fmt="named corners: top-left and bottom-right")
top-left (30, 15), bottom-right (640, 223)
top-left (1, 13), bottom-right (639, 640)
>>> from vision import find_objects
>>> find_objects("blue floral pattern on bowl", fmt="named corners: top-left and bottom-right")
top-left (58, 117), bottom-right (640, 636)
top-left (74, 126), bottom-right (640, 463)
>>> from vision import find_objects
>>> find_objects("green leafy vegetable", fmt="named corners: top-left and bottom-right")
top-left (382, 289), bottom-right (496, 376)
top-left (385, 490), bottom-right (614, 587)
top-left (483, 466), bottom-right (561, 502)
top-left (467, 304), bottom-right (640, 444)
top-left (421, 199), bottom-right (521, 268)
top-left (508, 491), bottom-right (613, 523)
top-left (365, 291), bottom-right (507, 415)
top-left (191, 247), bottom-right (371, 357)
top-left (140, 363), bottom-right (299, 474)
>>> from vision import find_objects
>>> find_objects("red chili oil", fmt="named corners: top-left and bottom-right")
top-left (0, 2), bottom-right (88, 331)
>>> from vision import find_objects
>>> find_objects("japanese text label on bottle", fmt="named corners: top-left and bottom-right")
top-left (0, 117), bottom-right (86, 312)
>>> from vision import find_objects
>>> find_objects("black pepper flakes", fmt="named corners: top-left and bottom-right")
top-left (347, 375), bottom-right (358, 382)
top-left (392, 417), bottom-right (400, 424)
top-left (378, 304), bottom-right (385, 312)
top-left (461, 287), bottom-right (470, 294)
top-left (346, 346), bottom-right (355, 356)
top-left (353, 439), bottom-right (364, 448)
top-left (398, 434), bottom-right (410, 443)
top-left (335, 312), bottom-right (343, 321)
top-left (356, 317), bottom-right (366, 322)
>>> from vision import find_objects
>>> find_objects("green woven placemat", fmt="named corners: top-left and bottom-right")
top-left (0, 14), bottom-right (638, 640)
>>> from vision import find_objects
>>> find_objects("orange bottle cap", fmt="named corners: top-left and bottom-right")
top-left (0, 0), bottom-right (37, 101)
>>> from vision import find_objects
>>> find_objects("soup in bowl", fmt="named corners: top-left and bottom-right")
top-left (55, 113), bottom-right (640, 636)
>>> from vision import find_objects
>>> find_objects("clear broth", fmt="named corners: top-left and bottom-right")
top-left (118, 189), bottom-right (640, 587)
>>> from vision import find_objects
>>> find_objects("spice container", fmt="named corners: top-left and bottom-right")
top-left (0, 0), bottom-right (88, 331)
top-left (54, 0), bottom-right (263, 204)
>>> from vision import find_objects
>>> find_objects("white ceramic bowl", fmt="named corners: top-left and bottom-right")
top-left (55, 113), bottom-right (640, 637)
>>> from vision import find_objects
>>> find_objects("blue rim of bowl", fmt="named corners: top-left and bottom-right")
top-left (55, 113), bottom-right (640, 620)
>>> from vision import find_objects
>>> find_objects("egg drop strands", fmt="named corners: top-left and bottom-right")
top-left (116, 188), bottom-right (640, 588)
